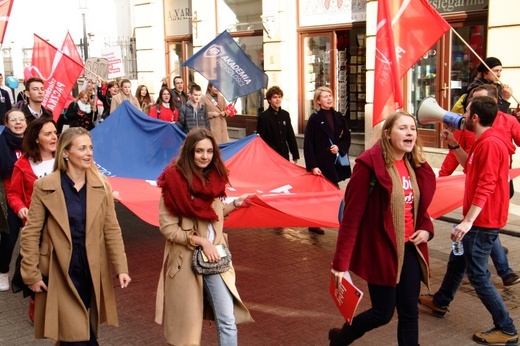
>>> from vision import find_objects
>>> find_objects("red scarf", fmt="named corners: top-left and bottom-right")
top-left (157, 164), bottom-right (227, 221)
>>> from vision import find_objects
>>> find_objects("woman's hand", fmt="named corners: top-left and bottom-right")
top-left (311, 167), bottom-right (322, 176)
top-left (29, 280), bottom-right (48, 293)
top-left (409, 230), bottom-right (430, 245)
top-left (118, 273), bottom-right (131, 288)
top-left (234, 193), bottom-right (253, 208)
top-left (201, 242), bottom-right (221, 263)
top-left (331, 268), bottom-right (346, 290)
top-left (329, 144), bottom-right (339, 155)
top-left (18, 207), bottom-right (29, 220)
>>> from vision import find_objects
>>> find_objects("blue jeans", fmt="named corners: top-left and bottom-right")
top-left (434, 227), bottom-right (516, 334)
top-left (491, 236), bottom-right (512, 279)
top-left (203, 274), bottom-right (237, 346)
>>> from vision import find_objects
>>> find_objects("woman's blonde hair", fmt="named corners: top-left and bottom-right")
top-left (379, 111), bottom-right (426, 168)
top-left (313, 86), bottom-right (333, 111)
top-left (54, 127), bottom-right (109, 191)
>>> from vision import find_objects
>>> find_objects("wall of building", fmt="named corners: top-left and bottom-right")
top-left (262, 0), bottom-right (299, 133)
top-left (488, 0), bottom-right (520, 109)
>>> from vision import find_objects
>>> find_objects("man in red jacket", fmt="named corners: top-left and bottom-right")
top-left (421, 96), bottom-right (518, 345)
top-left (438, 84), bottom-right (520, 288)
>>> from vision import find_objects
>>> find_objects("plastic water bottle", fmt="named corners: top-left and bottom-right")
top-left (452, 241), bottom-right (464, 256)
top-left (451, 224), bottom-right (464, 256)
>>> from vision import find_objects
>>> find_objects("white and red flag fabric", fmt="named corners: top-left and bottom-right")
top-left (62, 31), bottom-right (84, 66)
top-left (25, 34), bottom-right (84, 120)
top-left (373, 0), bottom-right (450, 127)
top-left (0, 0), bottom-right (14, 45)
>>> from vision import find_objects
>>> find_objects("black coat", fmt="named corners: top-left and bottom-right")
top-left (304, 108), bottom-right (351, 185)
top-left (257, 106), bottom-right (299, 161)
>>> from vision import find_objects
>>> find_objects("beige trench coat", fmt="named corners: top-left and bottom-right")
top-left (110, 93), bottom-right (141, 113)
top-left (201, 93), bottom-right (230, 144)
top-left (20, 170), bottom-right (129, 342)
top-left (155, 197), bottom-right (253, 346)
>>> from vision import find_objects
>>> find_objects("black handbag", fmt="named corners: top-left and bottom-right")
top-left (192, 244), bottom-right (232, 275)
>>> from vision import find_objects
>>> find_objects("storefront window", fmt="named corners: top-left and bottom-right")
top-left (410, 46), bottom-right (438, 130)
top-left (233, 35), bottom-right (264, 115)
top-left (338, 28), bottom-right (366, 132)
top-left (217, 0), bottom-right (263, 115)
top-left (451, 25), bottom-right (485, 106)
top-left (166, 42), bottom-right (194, 89)
top-left (302, 35), bottom-right (331, 120)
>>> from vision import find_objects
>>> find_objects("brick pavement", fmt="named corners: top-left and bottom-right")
top-left (2, 202), bottom-right (520, 345)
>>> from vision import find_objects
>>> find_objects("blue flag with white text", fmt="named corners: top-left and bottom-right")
top-left (181, 30), bottom-right (268, 101)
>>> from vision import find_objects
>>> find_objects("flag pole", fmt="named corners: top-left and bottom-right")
top-left (450, 28), bottom-right (519, 104)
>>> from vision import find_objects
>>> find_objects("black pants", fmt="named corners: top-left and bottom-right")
top-left (0, 206), bottom-right (23, 273)
top-left (351, 242), bottom-right (421, 345)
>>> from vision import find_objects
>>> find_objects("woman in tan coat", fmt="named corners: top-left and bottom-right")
top-left (201, 83), bottom-right (230, 144)
top-left (110, 79), bottom-right (141, 113)
top-left (20, 127), bottom-right (131, 344)
top-left (155, 128), bottom-right (253, 345)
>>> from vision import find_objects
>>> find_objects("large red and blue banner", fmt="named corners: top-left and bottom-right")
top-left (89, 102), bottom-right (520, 228)
top-left (181, 30), bottom-right (268, 101)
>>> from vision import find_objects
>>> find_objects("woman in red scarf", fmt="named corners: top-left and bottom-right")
top-left (155, 128), bottom-right (253, 346)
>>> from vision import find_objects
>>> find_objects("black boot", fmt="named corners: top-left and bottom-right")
top-left (329, 323), bottom-right (358, 345)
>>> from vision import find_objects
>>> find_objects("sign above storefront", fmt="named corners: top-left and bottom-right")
top-left (428, 0), bottom-right (488, 14)
top-left (299, 0), bottom-right (366, 27)
top-left (164, 0), bottom-right (192, 37)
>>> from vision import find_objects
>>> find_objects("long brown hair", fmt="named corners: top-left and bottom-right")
top-left (174, 128), bottom-right (229, 193)
top-left (22, 117), bottom-right (57, 163)
top-left (379, 112), bottom-right (425, 168)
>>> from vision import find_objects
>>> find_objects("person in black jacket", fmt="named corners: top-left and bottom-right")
top-left (257, 86), bottom-right (299, 163)
top-left (463, 57), bottom-right (513, 113)
top-left (0, 87), bottom-right (12, 124)
top-left (304, 86), bottom-right (351, 234)
top-left (20, 77), bottom-right (52, 124)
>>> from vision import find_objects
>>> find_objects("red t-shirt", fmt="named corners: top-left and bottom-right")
top-left (395, 159), bottom-right (414, 241)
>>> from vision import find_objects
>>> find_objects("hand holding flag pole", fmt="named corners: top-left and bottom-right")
top-left (450, 28), bottom-right (519, 105)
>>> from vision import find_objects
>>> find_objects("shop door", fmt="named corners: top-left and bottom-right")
top-left (165, 41), bottom-right (193, 91)
top-left (300, 32), bottom-right (336, 132)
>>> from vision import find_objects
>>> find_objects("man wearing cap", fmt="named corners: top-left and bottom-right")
top-left (463, 57), bottom-right (513, 113)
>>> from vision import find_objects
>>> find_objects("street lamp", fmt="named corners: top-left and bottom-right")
top-left (78, 0), bottom-right (88, 61)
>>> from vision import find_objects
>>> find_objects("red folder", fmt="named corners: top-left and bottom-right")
top-left (225, 103), bottom-right (237, 117)
top-left (329, 274), bottom-right (364, 324)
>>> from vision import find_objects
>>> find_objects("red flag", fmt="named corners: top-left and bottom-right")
top-left (0, 0), bottom-right (13, 45)
top-left (373, 0), bottom-right (450, 127)
top-left (62, 32), bottom-right (84, 66)
top-left (26, 34), bottom-right (84, 120)
top-left (373, 0), bottom-right (402, 128)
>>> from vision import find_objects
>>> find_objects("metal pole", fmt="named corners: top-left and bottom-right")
top-left (82, 12), bottom-right (88, 60)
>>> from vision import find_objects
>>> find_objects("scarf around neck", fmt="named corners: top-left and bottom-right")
top-left (387, 159), bottom-right (419, 284)
top-left (0, 128), bottom-right (24, 179)
top-left (157, 163), bottom-right (227, 221)
top-left (77, 100), bottom-right (91, 114)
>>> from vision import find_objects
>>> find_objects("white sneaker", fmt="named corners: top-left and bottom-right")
top-left (0, 272), bottom-right (9, 291)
